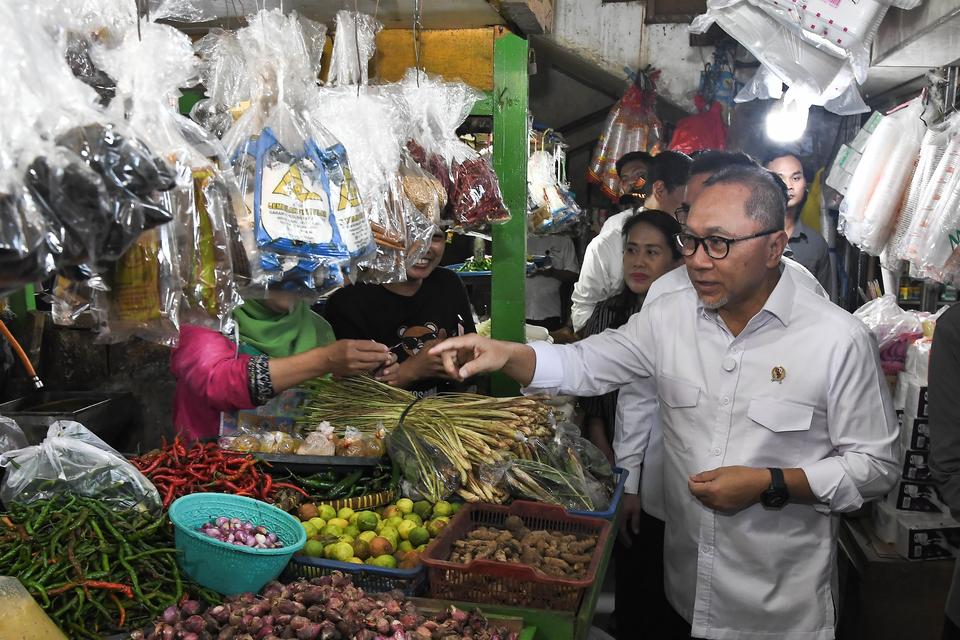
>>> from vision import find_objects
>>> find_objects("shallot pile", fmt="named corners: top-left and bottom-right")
top-left (199, 517), bottom-right (283, 549)
top-left (134, 572), bottom-right (518, 640)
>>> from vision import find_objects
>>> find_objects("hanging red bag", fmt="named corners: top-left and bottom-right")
top-left (668, 99), bottom-right (728, 154)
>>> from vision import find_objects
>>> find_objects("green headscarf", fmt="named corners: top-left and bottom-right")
top-left (232, 299), bottom-right (335, 358)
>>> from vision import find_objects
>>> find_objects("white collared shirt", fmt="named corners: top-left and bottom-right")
top-left (615, 258), bottom-right (828, 521)
top-left (527, 267), bottom-right (899, 640)
top-left (570, 209), bottom-right (636, 331)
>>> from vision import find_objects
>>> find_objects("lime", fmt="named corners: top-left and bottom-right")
top-left (322, 524), bottom-right (344, 538)
top-left (347, 557), bottom-right (363, 564)
top-left (397, 519), bottom-right (417, 541)
top-left (337, 507), bottom-right (355, 522)
top-left (416, 544), bottom-right (427, 553)
top-left (382, 505), bottom-right (401, 519)
top-left (402, 513), bottom-right (423, 526)
top-left (371, 554), bottom-right (398, 569)
top-left (427, 517), bottom-right (449, 538)
top-left (357, 511), bottom-right (379, 532)
top-left (318, 504), bottom-right (337, 521)
top-left (304, 539), bottom-right (325, 557)
top-left (413, 500), bottom-right (433, 519)
top-left (345, 525), bottom-right (360, 538)
top-left (432, 500), bottom-right (454, 518)
top-left (449, 502), bottom-right (461, 514)
top-left (396, 498), bottom-right (414, 515)
top-left (397, 540), bottom-right (414, 553)
top-left (352, 539), bottom-right (371, 560)
top-left (301, 522), bottom-right (318, 538)
top-left (327, 518), bottom-right (350, 530)
top-left (308, 517), bottom-right (327, 531)
top-left (358, 530), bottom-right (377, 544)
top-left (329, 542), bottom-right (355, 562)
top-left (409, 526), bottom-right (430, 547)
top-left (337, 534), bottom-right (355, 545)
top-left (379, 526), bottom-right (399, 549)
top-left (385, 516), bottom-right (404, 530)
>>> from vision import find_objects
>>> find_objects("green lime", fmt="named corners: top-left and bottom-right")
top-left (318, 504), bottom-right (337, 521)
top-left (403, 513), bottom-right (423, 526)
top-left (432, 501), bottom-right (454, 518)
top-left (371, 554), bottom-right (398, 569)
top-left (409, 526), bottom-right (430, 547)
top-left (304, 540), bottom-right (325, 557)
top-left (357, 511), bottom-right (379, 532)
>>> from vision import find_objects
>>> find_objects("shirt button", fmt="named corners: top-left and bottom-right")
top-left (700, 544), bottom-right (713, 555)
top-left (712, 447), bottom-right (722, 456)
top-left (721, 397), bottom-right (730, 406)
top-left (722, 357), bottom-right (736, 372)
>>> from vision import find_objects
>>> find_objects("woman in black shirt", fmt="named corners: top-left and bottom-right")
top-left (578, 210), bottom-right (683, 462)
top-left (323, 230), bottom-right (476, 395)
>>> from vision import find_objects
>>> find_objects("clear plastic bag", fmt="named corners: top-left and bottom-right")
top-left (386, 422), bottom-right (460, 502)
top-left (46, 270), bottom-right (107, 327)
top-left (93, 223), bottom-right (181, 347)
top-left (0, 175), bottom-right (55, 297)
top-left (399, 152), bottom-right (445, 225)
top-left (587, 74), bottom-right (664, 202)
top-left (326, 10), bottom-right (382, 87)
top-left (0, 421), bottom-right (161, 514)
top-left (853, 294), bottom-right (924, 351)
top-left (222, 9), bottom-right (375, 295)
top-left (527, 143), bottom-right (581, 235)
top-left (0, 416), bottom-right (28, 456)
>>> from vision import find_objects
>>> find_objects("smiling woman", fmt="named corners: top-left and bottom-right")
top-left (322, 230), bottom-right (477, 395)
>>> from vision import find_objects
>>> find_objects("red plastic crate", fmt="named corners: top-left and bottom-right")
top-left (420, 500), bottom-right (611, 611)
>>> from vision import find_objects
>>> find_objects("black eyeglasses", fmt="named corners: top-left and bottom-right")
top-left (674, 228), bottom-right (782, 260)
top-left (673, 204), bottom-right (690, 223)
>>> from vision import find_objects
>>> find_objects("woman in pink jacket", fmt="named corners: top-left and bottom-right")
top-left (170, 293), bottom-right (396, 441)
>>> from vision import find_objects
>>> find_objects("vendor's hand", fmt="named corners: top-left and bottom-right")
top-left (372, 353), bottom-right (400, 384)
top-left (319, 340), bottom-right (393, 378)
top-left (391, 338), bottom-right (453, 388)
top-left (619, 493), bottom-right (643, 548)
top-left (428, 334), bottom-right (516, 382)
top-left (688, 466), bottom-right (770, 514)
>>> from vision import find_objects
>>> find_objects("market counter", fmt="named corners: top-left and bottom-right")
top-left (837, 514), bottom-right (953, 639)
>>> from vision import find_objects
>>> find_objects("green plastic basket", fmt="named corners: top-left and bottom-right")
top-left (168, 493), bottom-right (306, 595)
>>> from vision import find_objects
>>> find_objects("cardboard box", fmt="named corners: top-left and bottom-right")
top-left (886, 480), bottom-right (946, 514)
top-left (902, 450), bottom-right (932, 482)
top-left (900, 413), bottom-right (930, 451)
top-left (904, 382), bottom-right (929, 419)
top-left (874, 501), bottom-right (960, 560)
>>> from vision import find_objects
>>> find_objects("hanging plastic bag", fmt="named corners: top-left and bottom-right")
top-left (587, 70), bottom-right (664, 202)
top-left (386, 422), bottom-right (460, 502)
top-left (326, 10), bottom-right (382, 87)
top-left (0, 416), bottom-right (28, 455)
top-left (0, 421), bottom-right (161, 514)
top-left (668, 100), bottom-right (728, 154)
top-left (399, 152), bottom-right (445, 225)
top-left (0, 175), bottom-right (55, 297)
top-left (527, 132), bottom-right (581, 234)
top-left (223, 10), bottom-right (374, 295)
top-left (92, 223), bottom-right (181, 346)
top-left (95, 21), bottom-right (243, 333)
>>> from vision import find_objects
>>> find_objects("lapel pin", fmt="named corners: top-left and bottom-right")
top-left (771, 366), bottom-right (786, 383)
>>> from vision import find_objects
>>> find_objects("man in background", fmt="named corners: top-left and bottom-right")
top-left (764, 150), bottom-right (833, 294)
top-left (525, 233), bottom-right (579, 331)
top-left (571, 150), bottom-right (691, 330)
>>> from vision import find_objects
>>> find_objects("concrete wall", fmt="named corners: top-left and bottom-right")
top-left (553, 0), bottom-right (704, 112)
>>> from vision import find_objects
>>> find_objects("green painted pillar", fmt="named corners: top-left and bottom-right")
top-left (490, 29), bottom-right (529, 397)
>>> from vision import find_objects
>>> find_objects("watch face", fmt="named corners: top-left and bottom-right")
top-left (763, 489), bottom-right (788, 509)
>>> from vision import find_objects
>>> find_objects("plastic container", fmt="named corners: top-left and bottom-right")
top-left (420, 501), bottom-right (611, 611)
top-left (168, 493), bottom-right (306, 595)
top-left (0, 577), bottom-right (68, 639)
top-left (284, 557), bottom-right (426, 596)
top-left (568, 467), bottom-right (627, 520)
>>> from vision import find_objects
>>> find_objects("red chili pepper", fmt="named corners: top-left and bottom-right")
top-left (164, 484), bottom-right (176, 507)
top-left (262, 474), bottom-right (273, 499)
top-left (48, 580), bottom-right (134, 600)
top-left (271, 482), bottom-right (309, 497)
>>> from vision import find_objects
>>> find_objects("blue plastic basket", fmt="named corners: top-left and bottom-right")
top-left (568, 467), bottom-right (628, 520)
top-left (168, 493), bottom-right (306, 595)
top-left (284, 556), bottom-right (426, 596)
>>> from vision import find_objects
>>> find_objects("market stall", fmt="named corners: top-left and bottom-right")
top-left (0, 1), bottom-right (625, 638)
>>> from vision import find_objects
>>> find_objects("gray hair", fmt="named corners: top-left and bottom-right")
top-left (701, 164), bottom-right (787, 231)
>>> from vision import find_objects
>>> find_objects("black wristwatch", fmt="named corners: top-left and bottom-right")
top-left (761, 467), bottom-right (789, 509)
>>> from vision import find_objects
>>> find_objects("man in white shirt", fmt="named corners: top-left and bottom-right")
top-left (431, 164), bottom-right (899, 640)
top-left (614, 150), bottom-right (828, 639)
top-left (571, 150), bottom-right (692, 331)
top-left (525, 234), bottom-right (579, 331)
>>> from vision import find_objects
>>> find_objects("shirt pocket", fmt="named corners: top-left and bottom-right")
top-left (659, 375), bottom-right (701, 453)
top-left (744, 398), bottom-right (815, 467)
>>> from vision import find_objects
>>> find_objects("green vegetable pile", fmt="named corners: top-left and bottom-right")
top-left (0, 494), bottom-right (217, 638)
top-left (455, 255), bottom-right (493, 272)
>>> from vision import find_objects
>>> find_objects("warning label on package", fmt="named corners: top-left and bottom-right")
top-left (260, 163), bottom-right (334, 244)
